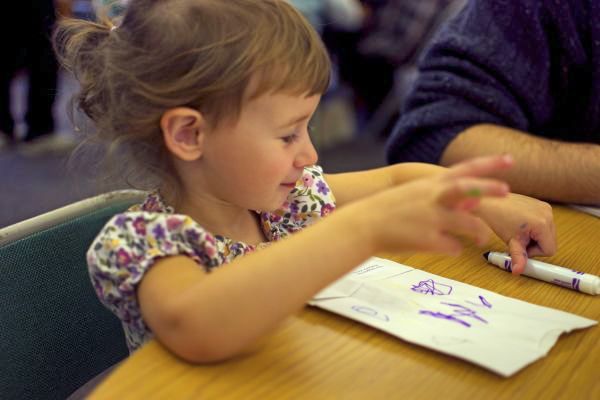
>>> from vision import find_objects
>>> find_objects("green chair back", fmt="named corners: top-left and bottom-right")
top-left (0, 191), bottom-right (145, 399)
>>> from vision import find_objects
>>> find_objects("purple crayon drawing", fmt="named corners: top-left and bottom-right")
top-left (479, 296), bottom-right (492, 308)
top-left (466, 295), bottom-right (492, 308)
top-left (419, 310), bottom-right (471, 327)
top-left (411, 279), bottom-right (453, 295)
top-left (420, 303), bottom-right (488, 327)
top-left (441, 303), bottom-right (488, 324)
top-left (352, 305), bottom-right (390, 322)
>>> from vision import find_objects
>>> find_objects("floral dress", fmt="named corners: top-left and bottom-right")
top-left (87, 165), bottom-right (336, 352)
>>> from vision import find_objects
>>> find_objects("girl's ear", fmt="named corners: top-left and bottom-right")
top-left (160, 107), bottom-right (206, 161)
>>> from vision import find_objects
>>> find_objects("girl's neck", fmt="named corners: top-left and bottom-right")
top-left (171, 189), bottom-right (266, 246)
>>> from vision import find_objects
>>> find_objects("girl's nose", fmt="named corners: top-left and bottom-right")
top-left (294, 135), bottom-right (318, 168)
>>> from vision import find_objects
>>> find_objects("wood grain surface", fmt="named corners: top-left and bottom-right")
top-left (90, 206), bottom-right (600, 400)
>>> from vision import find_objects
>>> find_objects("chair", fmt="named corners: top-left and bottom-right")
top-left (0, 190), bottom-right (147, 400)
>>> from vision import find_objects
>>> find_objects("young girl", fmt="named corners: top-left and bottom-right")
top-left (54, 0), bottom-right (555, 362)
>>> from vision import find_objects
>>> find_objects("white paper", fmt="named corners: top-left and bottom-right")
top-left (570, 204), bottom-right (600, 218)
top-left (309, 257), bottom-right (597, 377)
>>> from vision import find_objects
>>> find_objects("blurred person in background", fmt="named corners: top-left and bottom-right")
top-left (288, 0), bottom-right (366, 148)
top-left (0, 0), bottom-right (75, 156)
top-left (92, 0), bottom-right (130, 21)
top-left (386, 0), bottom-right (600, 205)
top-left (288, 0), bottom-right (364, 34)
top-left (326, 0), bottom-right (462, 129)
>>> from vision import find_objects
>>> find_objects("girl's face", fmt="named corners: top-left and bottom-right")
top-left (198, 91), bottom-right (321, 212)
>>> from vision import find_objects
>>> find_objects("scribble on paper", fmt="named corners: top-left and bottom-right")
top-left (310, 257), bottom-right (597, 377)
top-left (419, 310), bottom-right (471, 327)
top-left (466, 295), bottom-right (492, 308)
top-left (411, 279), bottom-right (453, 296)
top-left (351, 305), bottom-right (390, 322)
top-left (419, 303), bottom-right (488, 327)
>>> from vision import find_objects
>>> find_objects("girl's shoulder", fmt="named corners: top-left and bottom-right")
top-left (88, 189), bottom-right (257, 271)
top-left (87, 191), bottom-right (251, 272)
top-left (287, 165), bottom-right (335, 208)
top-left (127, 190), bottom-right (174, 213)
top-left (86, 191), bottom-right (259, 351)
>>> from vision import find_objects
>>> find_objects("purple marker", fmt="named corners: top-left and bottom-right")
top-left (483, 252), bottom-right (600, 295)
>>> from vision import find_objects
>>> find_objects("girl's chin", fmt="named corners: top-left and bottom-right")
top-left (257, 198), bottom-right (288, 213)
top-left (253, 188), bottom-right (293, 212)
top-left (279, 184), bottom-right (295, 196)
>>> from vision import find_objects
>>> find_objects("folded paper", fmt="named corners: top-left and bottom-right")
top-left (309, 257), bottom-right (597, 377)
top-left (570, 204), bottom-right (600, 218)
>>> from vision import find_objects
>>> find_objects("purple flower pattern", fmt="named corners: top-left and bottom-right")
top-left (132, 217), bottom-right (146, 235)
top-left (87, 165), bottom-right (335, 353)
top-left (316, 181), bottom-right (330, 195)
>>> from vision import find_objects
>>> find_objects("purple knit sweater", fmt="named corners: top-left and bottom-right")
top-left (386, 0), bottom-right (600, 164)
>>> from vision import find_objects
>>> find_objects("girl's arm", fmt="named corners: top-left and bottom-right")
top-left (326, 161), bottom-right (556, 273)
top-left (325, 162), bottom-right (444, 207)
top-left (138, 157), bottom-right (510, 364)
top-left (138, 205), bottom-right (376, 363)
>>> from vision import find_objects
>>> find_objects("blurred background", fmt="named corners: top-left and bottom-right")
top-left (0, 0), bottom-right (464, 227)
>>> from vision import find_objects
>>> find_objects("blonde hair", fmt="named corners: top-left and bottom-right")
top-left (54, 0), bottom-right (331, 195)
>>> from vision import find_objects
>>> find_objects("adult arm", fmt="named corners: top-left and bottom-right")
top-left (442, 124), bottom-right (600, 204)
top-left (386, 0), bottom-right (600, 204)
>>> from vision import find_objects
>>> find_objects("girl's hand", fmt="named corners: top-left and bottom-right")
top-left (352, 155), bottom-right (513, 255)
top-left (476, 193), bottom-right (556, 275)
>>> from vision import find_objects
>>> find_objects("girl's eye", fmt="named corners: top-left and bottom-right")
top-left (281, 134), bottom-right (299, 144)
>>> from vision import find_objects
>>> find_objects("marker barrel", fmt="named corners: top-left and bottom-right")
top-left (485, 252), bottom-right (600, 295)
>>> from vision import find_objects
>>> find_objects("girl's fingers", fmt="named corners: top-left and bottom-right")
top-left (438, 177), bottom-right (510, 209)
top-left (428, 233), bottom-right (464, 256)
top-left (443, 154), bottom-right (514, 180)
top-left (508, 238), bottom-right (528, 275)
top-left (525, 227), bottom-right (557, 257)
top-left (439, 210), bottom-right (493, 246)
top-left (526, 244), bottom-right (546, 257)
top-left (530, 223), bottom-right (557, 256)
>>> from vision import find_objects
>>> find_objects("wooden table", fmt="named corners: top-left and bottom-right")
top-left (91, 206), bottom-right (600, 399)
